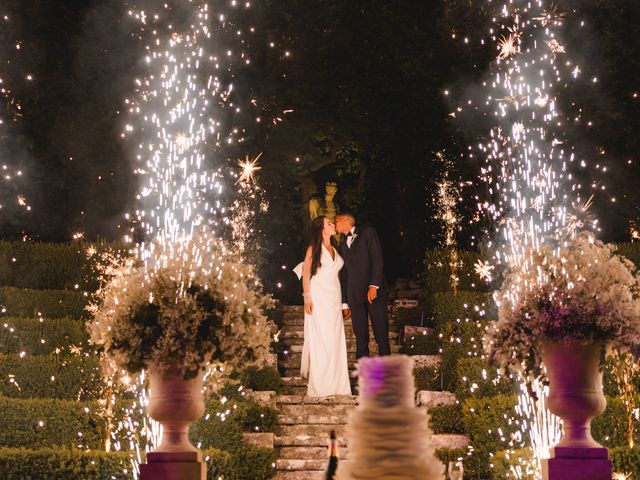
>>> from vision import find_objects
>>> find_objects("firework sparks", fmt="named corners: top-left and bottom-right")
top-left (236, 152), bottom-right (263, 185)
top-left (474, 259), bottom-right (495, 282)
top-left (460, 0), bottom-right (602, 476)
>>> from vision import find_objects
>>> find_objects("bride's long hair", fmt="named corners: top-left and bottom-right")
top-left (309, 215), bottom-right (334, 277)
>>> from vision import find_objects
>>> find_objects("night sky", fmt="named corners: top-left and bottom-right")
top-left (2, 1), bottom-right (640, 292)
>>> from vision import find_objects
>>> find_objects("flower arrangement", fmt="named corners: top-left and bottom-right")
top-left (87, 230), bottom-right (275, 380)
top-left (486, 232), bottom-right (640, 379)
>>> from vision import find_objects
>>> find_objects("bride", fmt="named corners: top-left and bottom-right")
top-left (299, 215), bottom-right (352, 397)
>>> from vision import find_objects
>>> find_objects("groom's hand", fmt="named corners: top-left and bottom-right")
top-left (342, 308), bottom-right (351, 319)
top-left (367, 286), bottom-right (378, 304)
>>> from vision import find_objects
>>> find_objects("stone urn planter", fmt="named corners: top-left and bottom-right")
top-left (140, 368), bottom-right (206, 480)
top-left (540, 339), bottom-right (612, 480)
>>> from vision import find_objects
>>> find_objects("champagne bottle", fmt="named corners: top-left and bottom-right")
top-left (325, 430), bottom-right (338, 480)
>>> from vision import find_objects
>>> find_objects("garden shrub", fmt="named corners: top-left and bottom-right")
top-left (461, 394), bottom-right (519, 478)
top-left (393, 305), bottom-right (429, 329)
top-left (403, 330), bottom-right (439, 355)
top-left (615, 242), bottom-right (640, 270)
top-left (454, 357), bottom-right (517, 400)
top-left (610, 446), bottom-right (640, 478)
top-left (423, 248), bottom-right (488, 295)
top-left (414, 365), bottom-right (443, 391)
top-left (490, 447), bottom-right (534, 479)
top-left (0, 446), bottom-right (275, 480)
top-left (438, 317), bottom-right (490, 392)
top-left (429, 403), bottom-right (464, 434)
top-left (0, 241), bottom-right (100, 291)
top-left (592, 396), bottom-right (639, 448)
top-left (240, 366), bottom-right (282, 392)
top-left (0, 397), bottom-right (106, 449)
top-left (432, 291), bottom-right (496, 326)
top-left (434, 447), bottom-right (468, 477)
top-left (0, 317), bottom-right (88, 356)
top-left (191, 398), bottom-right (278, 451)
top-left (0, 286), bottom-right (88, 318)
top-left (0, 353), bottom-right (103, 400)
top-left (0, 448), bottom-right (130, 479)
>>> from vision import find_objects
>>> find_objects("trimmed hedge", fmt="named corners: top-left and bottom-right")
top-left (615, 242), bottom-right (640, 270)
top-left (438, 317), bottom-right (490, 391)
top-left (0, 317), bottom-right (88, 356)
top-left (461, 394), bottom-right (519, 478)
top-left (432, 291), bottom-right (495, 326)
top-left (0, 286), bottom-right (88, 319)
top-left (592, 396), bottom-right (640, 448)
top-left (403, 330), bottom-right (439, 355)
top-left (434, 447), bottom-right (467, 477)
top-left (454, 357), bottom-right (517, 400)
top-left (0, 446), bottom-right (275, 480)
top-left (414, 365), bottom-right (443, 391)
top-left (610, 446), bottom-right (640, 478)
top-left (191, 398), bottom-right (278, 451)
top-left (0, 448), bottom-right (130, 479)
top-left (0, 241), bottom-right (102, 291)
top-left (0, 353), bottom-right (103, 400)
top-left (0, 397), bottom-right (105, 449)
top-left (424, 248), bottom-right (490, 294)
top-left (240, 366), bottom-right (282, 393)
top-left (429, 403), bottom-right (464, 434)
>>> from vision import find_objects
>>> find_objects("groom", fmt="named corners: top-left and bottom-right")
top-left (335, 213), bottom-right (391, 360)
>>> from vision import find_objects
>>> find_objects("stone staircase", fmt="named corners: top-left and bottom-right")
top-left (274, 304), bottom-right (468, 480)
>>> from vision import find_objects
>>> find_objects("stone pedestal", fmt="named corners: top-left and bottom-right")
top-left (141, 451), bottom-right (206, 480)
top-left (542, 447), bottom-right (612, 480)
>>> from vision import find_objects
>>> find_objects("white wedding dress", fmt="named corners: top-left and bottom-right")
top-left (300, 245), bottom-right (352, 397)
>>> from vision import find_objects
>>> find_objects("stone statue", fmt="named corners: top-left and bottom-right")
top-left (308, 182), bottom-right (339, 222)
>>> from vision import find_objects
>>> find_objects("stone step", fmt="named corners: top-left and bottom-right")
top-left (417, 390), bottom-right (457, 409)
top-left (275, 435), bottom-right (348, 448)
top-left (275, 468), bottom-right (326, 479)
top-left (277, 446), bottom-right (342, 461)
top-left (276, 458), bottom-right (328, 471)
top-left (277, 394), bottom-right (357, 406)
top-left (279, 424), bottom-right (348, 437)
top-left (432, 434), bottom-right (469, 449)
top-left (282, 316), bottom-right (399, 328)
top-left (284, 341), bottom-right (402, 355)
top-left (278, 413), bottom-right (348, 426)
top-left (280, 328), bottom-right (400, 343)
top-left (279, 349), bottom-right (402, 371)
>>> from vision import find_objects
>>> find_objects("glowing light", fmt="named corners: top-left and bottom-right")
top-left (235, 152), bottom-right (263, 185)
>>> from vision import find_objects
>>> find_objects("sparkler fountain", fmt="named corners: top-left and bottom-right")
top-left (465, 1), bottom-right (610, 479)
top-left (117, 2), bottom-right (265, 479)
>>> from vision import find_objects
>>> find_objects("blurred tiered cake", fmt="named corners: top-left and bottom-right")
top-left (336, 355), bottom-right (444, 480)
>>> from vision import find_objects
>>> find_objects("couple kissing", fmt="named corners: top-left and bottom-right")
top-left (296, 213), bottom-right (390, 397)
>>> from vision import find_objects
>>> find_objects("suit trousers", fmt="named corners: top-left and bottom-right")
top-left (350, 294), bottom-right (391, 359)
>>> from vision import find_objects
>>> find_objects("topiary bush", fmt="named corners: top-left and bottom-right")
top-left (454, 357), bottom-right (517, 400)
top-left (461, 394), bottom-right (519, 478)
top-left (191, 398), bottom-right (278, 452)
top-left (0, 241), bottom-right (100, 291)
top-left (403, 330), bottom-right (439, 355)
top-left (414, 365), bottom-right (443, 391)
top-left (0, 317), bottom-right (88, 356)
top-left (0, 448), bottom-right (130, 479)
top-left (429, 403), bottom-right (464, 434)
top-left (0, 353), bottom-right (103, 400)
top-left (592, 396), bottom-right (640, 448)
top-left (423, 248), bottom-right (487, 294)
top-left (0, 286), bottom-right (88, 318)
top-left (240, 366), bottom-right (281, 392)
top-left (432, 291), bottom-right (495, 326)
top-left (438, 317), bottom-right (490, 392)
top-left (0, 397), bottom-right (106, 449)
top-left (610, 446), bottom-right (640, 478)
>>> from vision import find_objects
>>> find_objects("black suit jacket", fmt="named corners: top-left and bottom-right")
top-left (339, 226), bottom-right (388, 305)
